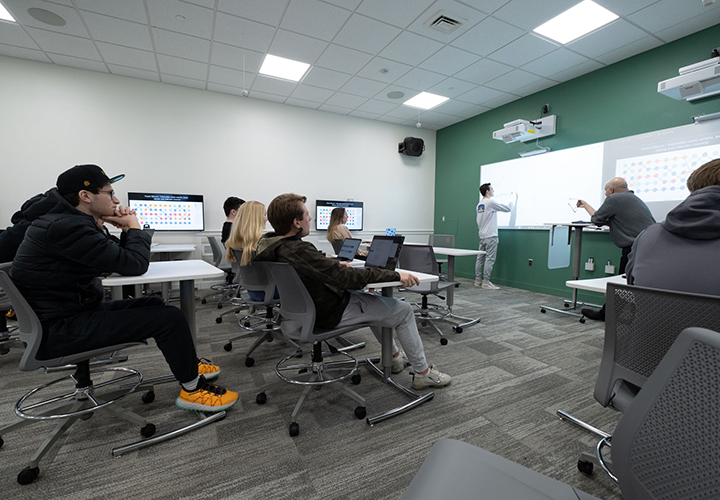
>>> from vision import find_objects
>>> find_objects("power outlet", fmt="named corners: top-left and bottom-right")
top-left (528, 259), bottom-right (533, 266)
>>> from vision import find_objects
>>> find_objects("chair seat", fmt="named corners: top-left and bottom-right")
top-left (48, 341), bottom-right (148, 368)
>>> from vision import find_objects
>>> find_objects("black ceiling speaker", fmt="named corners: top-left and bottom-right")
top-left (398, 137), bottom-right (424, 157)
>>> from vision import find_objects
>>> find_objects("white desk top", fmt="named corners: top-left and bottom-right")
top-left (565, 274), bottom-right (626, 294)
top-left (366, 268), bottom-right (438, 288)
top-left (150, 244), bottom-right (197, 253)
top-left (102, 260), bottom-right (223, 286)
top-left (404, 243), bottom-right (485, 256)
top-left (545, 222), bottom-right (594, 227)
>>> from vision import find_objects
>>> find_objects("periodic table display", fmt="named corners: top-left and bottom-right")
top-left (315, 200), bottom-right (364, 231)
top-left (128, 193), bottom-right (205, 231)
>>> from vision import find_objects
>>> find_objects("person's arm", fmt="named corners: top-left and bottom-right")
top-left (576, 199), bottom-right (596, 216)
top-left (588, 197), bottom-right (615, 227)
top-left (489, 197), bottom-right (514, 213)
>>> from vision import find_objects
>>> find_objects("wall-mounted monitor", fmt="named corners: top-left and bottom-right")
top-left (128, 192), bottom-right (205, 231)
top-left (315, 200), bottom-right (363, 231)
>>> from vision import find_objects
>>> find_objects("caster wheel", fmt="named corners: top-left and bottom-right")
top-left (256, 392), bottom-right (267, 405)
top-left (298, 367), bottom-right (308, 374)
top-left (245, 357), bottom-right (255, 367)
top-left (267, 337), bottom-right (273, 342)
top-left (354, 406), bottom-right (367, 419)
top-left (289, 422), bottom-right (300, 437)
top-left (201, 299), bottom-right (207, 305)
top-left (421, 321), bottom-right (427, 327)
top-left (0, 347), bottom-right (10, 355)
top-left (579, 318), bottom-right (586, 324)
top-left (578, 459), bottom-right (594, 476)
top-left (563, 303), bottom-right (570, 308)
top-left (540, 308), bottom-right (546, 313)
top-left (0, 436), bottom-right (4, 449)
top-left (17, 466), bottom-right (39, 485)
top-left (142, 391), bottom-right (155, 404)
top-left (351, 373), bottom-right (361, 385)
top-left (217, 303), bottom-right (223, 309)
top-left (80, 412), bottom-right (93, 420)
top-left (243, 321), bottom-right (251, 327)
top-left (223, 343), bottom-right (232, 352)
top-left (453, 326), bottom-right (463, 334)
top-left (141, 423), bottom-right (156, 438)
top-left (215, 317), bottom-right (222, 324)
top-left (440, 337), bottom-right (448, 345)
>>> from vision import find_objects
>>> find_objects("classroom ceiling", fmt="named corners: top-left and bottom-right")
top-left (1, 0), bottom-right (719, 130)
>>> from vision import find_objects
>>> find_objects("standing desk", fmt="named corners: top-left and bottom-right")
top-left (540, 222), bottom-right (599, 318)
top-left (566, 275), bottom-right (626, 294)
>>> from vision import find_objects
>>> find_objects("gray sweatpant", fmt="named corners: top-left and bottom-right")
top-left (336, 291), bottom-right (428, 372)
top-left (475, 236), bottom-right (499, 281)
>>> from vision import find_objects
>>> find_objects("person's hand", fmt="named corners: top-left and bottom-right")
top-left (339, 261), bottom-right (353, 268)
top-left (399, 272), bottom-right (419, 287)
top-left (576, 199), bottom-right (587, 208)
top-left (104, 206), bottom-right (141, 231)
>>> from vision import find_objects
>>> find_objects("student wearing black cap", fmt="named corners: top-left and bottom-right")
top-left (11, 164), bottom-right (238, 412)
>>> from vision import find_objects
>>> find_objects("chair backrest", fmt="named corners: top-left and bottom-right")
top-left (399, 245), bottom-right (440, 276)
top-left (612, 327), bottom-right (720, 500)
top-left (595, 283), bottom-right (720, 411)
top-left (232, 249), bottom-right (277, 306)
top-left (331, 239), bottom-right (344, 254)
top-left (428, 234), bottom-right (454, 248)
top-left (207, 236), bottom-right (231, 271)
top-left (266, 262), bottom-right (318, 343)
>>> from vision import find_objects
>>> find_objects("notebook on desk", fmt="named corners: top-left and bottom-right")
top-left (330, 238), bottom-right (361, 261)
top-left (365, 235), bottom-right (405, 271)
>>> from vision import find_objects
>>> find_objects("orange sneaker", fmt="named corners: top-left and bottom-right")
top-left (197, 358), bottom-right (220, 380)
top-left (176, 377), bottom-right (238, 412)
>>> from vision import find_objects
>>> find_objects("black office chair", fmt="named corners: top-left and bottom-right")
top-left (0, 287), bottom-right (22, 355)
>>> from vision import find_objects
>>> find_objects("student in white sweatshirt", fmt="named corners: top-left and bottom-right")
top-left (475, 183), bottom-right (516, 289)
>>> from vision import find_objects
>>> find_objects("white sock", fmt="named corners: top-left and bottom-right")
top-left (182, 376), bottom-right (201, 391)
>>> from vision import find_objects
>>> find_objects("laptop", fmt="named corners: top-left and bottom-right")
top-left (331, 238), bottom-right (361, 261)
top-left (365, 235), bottom-right (405, 271)
top-left (385, 228), bottom-right (396, 236)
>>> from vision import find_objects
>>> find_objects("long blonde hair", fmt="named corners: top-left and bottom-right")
top-left (326, 207), bottom-right (346, 243)
top-left (225, 201), bottom-right (266, 265)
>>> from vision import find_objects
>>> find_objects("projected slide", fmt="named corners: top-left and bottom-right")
top-left (128, 192), bottom-right (205, 231)
top-left (315, 200), bottom-right (363, 231)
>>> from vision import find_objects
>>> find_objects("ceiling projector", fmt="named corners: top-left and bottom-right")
top-left (492, 119), bottom-right (538, 143)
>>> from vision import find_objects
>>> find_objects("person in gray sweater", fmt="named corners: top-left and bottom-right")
top-left (576, 177), bottom-right (656, 320)
top-left (626, 159), bottom-right (720, 295)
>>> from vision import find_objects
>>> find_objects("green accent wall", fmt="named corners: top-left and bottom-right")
top-left (435, 24), bottom-right (720, 300)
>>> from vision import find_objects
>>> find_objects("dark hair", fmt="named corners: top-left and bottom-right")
top-left (267, 193), bottom-right (307, 235)
top-left (687, 159), bottom-right (720, 192)
top-left (223, 196), bottom-right (245, 216)
top-left (62, 186), bottom-right (100, 207)
top-left (480, 183), bottom-right (492, 196)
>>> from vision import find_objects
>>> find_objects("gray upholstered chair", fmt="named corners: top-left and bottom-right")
top-left (427, 234), bottom-right (454, 275)
top-left (402, 326), bottom-right (720, 500)
top-left (201, 235), bottom-right (236, 308)
top-left (0, 287), bottom-right (22, 355)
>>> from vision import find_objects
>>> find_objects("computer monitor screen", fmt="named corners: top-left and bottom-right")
top-left (128, 192), bottom-right (205, 231)
top-left (365, 235), bottom-right (405, 271)
top-left (315, 200), bottom-right (363, 231)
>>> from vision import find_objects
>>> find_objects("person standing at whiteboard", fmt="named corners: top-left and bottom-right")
top-left (475, 183), bottom-right (516, 289)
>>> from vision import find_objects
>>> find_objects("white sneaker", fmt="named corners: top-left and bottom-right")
top-left (482, 280), bottom-right (500, 290)
top-left (474, 279), bottom-right (483, 287)
top-left (412, 365), bottom-right (452, 389)
top-left (392, 349), bottom-right (411, 374)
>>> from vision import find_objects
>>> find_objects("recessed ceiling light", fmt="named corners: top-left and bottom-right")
top-left (533, 0), bottom-right (618, 45)
top-left (403, 92), bottom-right (449, 110)
top-left (0, 2), bottom-right (16, 22)
top-left (27, 7), bottom-right (66, 26)
top-left (259, 54), bottom-right (310, 83)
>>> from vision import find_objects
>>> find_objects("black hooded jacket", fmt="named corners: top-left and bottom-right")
top-left (0, 192), bottom-right (51, 263)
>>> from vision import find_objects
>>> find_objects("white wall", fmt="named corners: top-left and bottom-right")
top-left (0, 55), bottom-right (436, 243)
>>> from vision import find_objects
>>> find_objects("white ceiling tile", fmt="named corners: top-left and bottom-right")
top-left (286, 97), bottom-right (322, 109)
top-left (355, 98), bottom-right (396, 114)
top-left (182, 0), bottom-right (215, 9)
top-left (427, 77), bottom-right (477, 98)
top-left (147, 0), bottom-right (214, 39)
top-left (82, 12), bottom-right (153, 51)
top-left (385, 105), bottom-right (419, 119)
top-left (208, 81), bottom-right (254, 96)
top-left (549, 59), bottom-right (604, 82)
top-left (152, 28), bottom-right (210, 62)
top-left (290, 83), bottom-right (334, 102)
top-left (512, 77), bottom-right (557, 97)
top-left (333, 14), bottom-right (402, 55)
top-left (0, 22), bottom-right (40, 49)
top-left (25, 27), bottom-right (101, 60)
top-left (450, 16), bottom-right (525, 56)
top-left (483, 92), bottom-right (521, 109)
top-left (210, 43), bottom-right (263, 72)
top-left (95, 42), bottom-right (157, 71)
top-left (109, 64), bottom-right (160, 82)
top-left (378, 31), bottom-right (444, 66)
top-left (249, 90), bottom-right (287, 103)
top-left (47, 53), bottom-right (108, 72)
top-left (566, 20), bottom-right (647, 59)
top-left (0, 44), bottom-right (51, 62)
top-left (281, 0), bottom-right (351, 41)
top-left (373, 85), bottom-right (418, 103)
top-left (348, 109), bottom-right (380, 119)
top-left (217, 0), bottom-right (290, 26)
top-left (392, 67), bottom-right (446, 91)
top-left (594, 36), bottom-right (663, 66)
top-left (356, 0), bottom-right (436, 29)
top-left (406, 0), bottom-right (488, 43)
top-left (453, 58), bottom-right (513, 85)
top-left (208, 64), bottom-right (248, 88)
top-left (521, 48), bottom-right (588, 78)
top-left (594, 0), bottom-right (657, 17)
top-left (301, 66), bottom-right (353, 90)
top-left (251, 74), bottom-right (297, 96)
top-left (75, 0), bottom-right (148, 24)
top-left (213, 12), bottom-right (276, 53)
top-left (268, 29), bottom-right (329, 64)
top-left (456, 85), bottom-right (505, 105)
top-left (322, 0), bottom-right (362, 10)
top-left (492, 0), bottom-right (580, 31)
top-left (453, 103), bottom-right (491, 119)
top-left (324, 91), bottom-right (367, 108)
top-left (315, 44), bottom-right (373, 73)
top-left (157, 53), bottom-right (208, 80)
top-left (487, 34), bottom-right (558, 67)
top-left (628, 0), bottom-right (716, 34)
top-left (655, 11), bottom-right (720, 43)
top-left (485, 68), bottom-right (543, 93)
top-left (416, 109), bottom-right (453, 123)
top-left (356, 56), bottom-right (413, 83)
top-left (318, 103), bottom-right (353, 114)
top-left (419, 45), bottom-right (477, 76)
top-left (430, 98), bottom-right (480, 116)
top-left (340, 76), bottom-right (387, 98)
top-left (2, 0), bottom-right (89, 36)
top-left (376, 115), bottom-right (407, 124)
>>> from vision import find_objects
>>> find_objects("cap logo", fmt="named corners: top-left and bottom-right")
top-left (84, 181), bottom-right (90, 186)
top-left (100, 170), bottom-right (107, 176)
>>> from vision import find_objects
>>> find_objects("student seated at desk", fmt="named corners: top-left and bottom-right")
top-left (221, 196), bottom-right (245, 244)
top-left (11, 164), bottom-right (238, 412)
top-left (253, 193), bottom-right (451, 389)
top-left (326, 207), bottom-right (368, 258)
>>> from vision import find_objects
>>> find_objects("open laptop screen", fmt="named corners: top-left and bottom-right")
top-left (336, 238), bottom-right (361, 261)
top-left (365, 235), bottom-right (405, 270)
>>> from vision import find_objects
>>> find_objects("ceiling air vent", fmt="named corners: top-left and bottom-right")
top-left (424, 11), bottom-right (465, 34)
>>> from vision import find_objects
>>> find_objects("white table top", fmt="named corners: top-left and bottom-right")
top-left (366, 268), bottom-right (438, 288)
top-left (403, 243), bottom-right (485, 256)
top-left (565, 274), bottom-right (626, 294)
top-left (150, 244), bottom-right (197, 253)
top-left (545, 222), bottom-right (594, 227)
top-left (102, 259), bottom-right (223, 286)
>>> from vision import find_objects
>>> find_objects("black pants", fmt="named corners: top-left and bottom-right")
top-left (619, 246), bottom-right (632, 275)
top-left (41, 296), bottom-right (198, 384)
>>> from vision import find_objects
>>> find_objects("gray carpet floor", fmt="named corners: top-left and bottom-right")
top-left (0, 279), bottom-right (623, 499)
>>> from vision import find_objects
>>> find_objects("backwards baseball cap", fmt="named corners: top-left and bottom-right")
top-left (56, 164), bottom-right (125, 195)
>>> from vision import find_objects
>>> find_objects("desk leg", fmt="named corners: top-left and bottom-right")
top-left (445, 255), bottom-right (455, 307)
top-left (179, 279), bottom-right (197, 347)
top-left (111, 286), bottom-right (122, 301)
